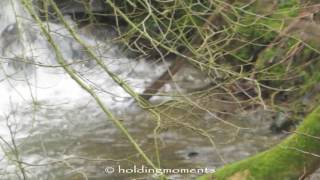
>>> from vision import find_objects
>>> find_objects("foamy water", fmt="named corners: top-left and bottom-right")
top-left (0, 0), bottom-right (167, 122)
top-left (0, 1), bottom-right (169, 178)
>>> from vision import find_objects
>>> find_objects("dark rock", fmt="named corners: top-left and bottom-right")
top-left (35, 0), bottom-right (127, 27)
top-left (54, 0), bottom-right (107, 14)
top-left (270, 112), bottom-right (296, 134)
top-left (187, 151), bottom-right (199, 158)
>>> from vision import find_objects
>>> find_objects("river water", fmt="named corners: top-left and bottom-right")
top-left (0, 1), bottom-right (319, 180)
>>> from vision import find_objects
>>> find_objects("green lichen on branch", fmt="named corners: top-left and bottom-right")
top-left (198, 106), bottom-right (320, 180)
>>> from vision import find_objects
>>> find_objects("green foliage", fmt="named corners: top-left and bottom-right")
top-left (105, 0), bottom-right (320, 114)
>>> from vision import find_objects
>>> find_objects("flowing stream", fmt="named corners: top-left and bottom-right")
top-left (0, 1), bottom-right (319, 180)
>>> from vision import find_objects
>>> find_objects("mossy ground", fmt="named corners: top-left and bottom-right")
top-left (198, 106), bottom-right (320, 180)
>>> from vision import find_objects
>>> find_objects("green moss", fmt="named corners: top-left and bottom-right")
top-left (197, 107), bottom-right (320, 180)
top-left (278, 0), bottom-right (299, 9)
top-left (230, 0), bottom-right (299, 66)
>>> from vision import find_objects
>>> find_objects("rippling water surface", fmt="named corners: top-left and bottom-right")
top-left (1, 1), bottom-right (318, 180)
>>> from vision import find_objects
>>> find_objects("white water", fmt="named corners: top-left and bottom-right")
top-left (0, 1), bottom-right (169, 178)
top-left (0, 0), bottom-right (167, 130)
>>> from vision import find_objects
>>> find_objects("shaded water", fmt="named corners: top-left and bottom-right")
top-left (6, 101), bottom-right (283, 180)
